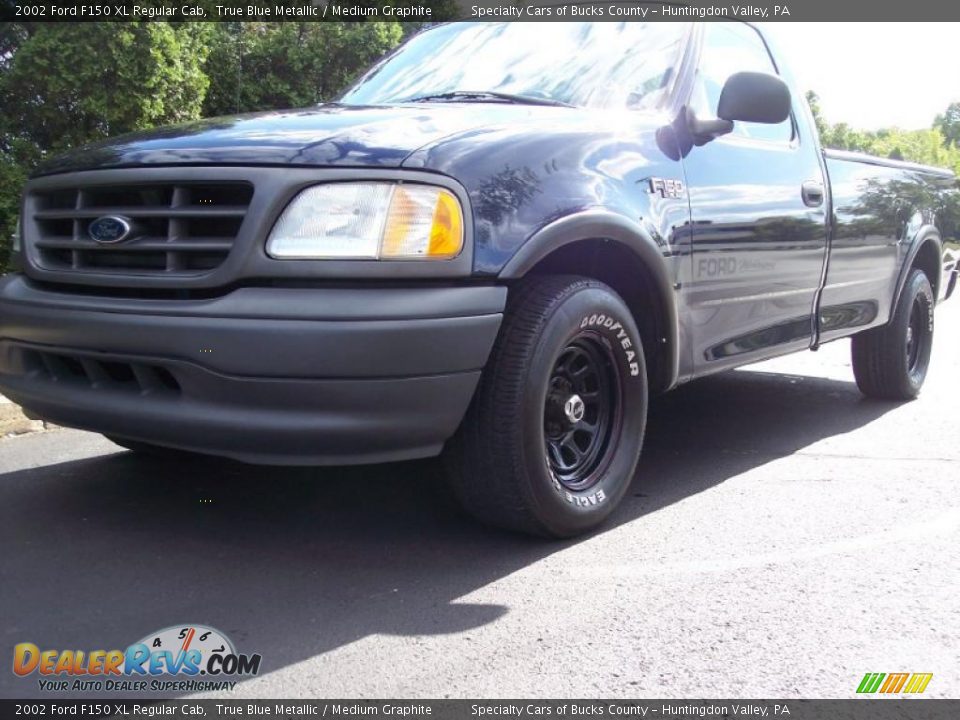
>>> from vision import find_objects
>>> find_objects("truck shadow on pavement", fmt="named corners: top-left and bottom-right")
top-left (0, 368), bottom-right (898, 697)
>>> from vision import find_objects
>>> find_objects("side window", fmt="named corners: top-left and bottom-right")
top-left (690, 23), bottom-right (793, 143)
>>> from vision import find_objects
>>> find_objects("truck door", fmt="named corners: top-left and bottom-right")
top-left (679, 22), bottom-right (829, 374)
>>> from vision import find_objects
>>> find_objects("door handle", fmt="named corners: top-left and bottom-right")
top-left (802, 181), bottom-right (824, 208)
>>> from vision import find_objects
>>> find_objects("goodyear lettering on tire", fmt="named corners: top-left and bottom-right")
top-left (579, 314), bottom-right (640, 377)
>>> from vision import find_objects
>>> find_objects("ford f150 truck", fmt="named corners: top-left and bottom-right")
top-left (2, 22), bottom-right (958, 537)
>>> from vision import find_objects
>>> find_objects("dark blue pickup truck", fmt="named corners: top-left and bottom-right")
top-left (2, 22), bottom-right (958, 536)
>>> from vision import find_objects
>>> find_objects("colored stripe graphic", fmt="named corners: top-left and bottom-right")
top-left (857, 673), bottom-right (885, 693)
top-left (880, 673), bottom-right (909, 693)
top-left (903, 673), bottom-right (933, 694)
top-left (857, 672), bottom-right (933, 694)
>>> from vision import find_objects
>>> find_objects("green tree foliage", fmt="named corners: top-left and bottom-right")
top-left (934, 101), bottom-right (960, 148)
top-left (0, 155), bottom-right (27, 273)
top-left (807, 91), bottom-right (960, 174)
top-left (202, 22), bottom-right (402, 116)
top-left (1, 23), bottom-right (212, 152)
top-left (805, 90), bottom-right (829, 140)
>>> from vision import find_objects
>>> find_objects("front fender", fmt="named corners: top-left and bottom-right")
top-left (499, 210), bottom-right (680, 390)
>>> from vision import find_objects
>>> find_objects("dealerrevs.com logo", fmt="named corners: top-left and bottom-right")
top-left (13, 625), bottom-right (262, 693)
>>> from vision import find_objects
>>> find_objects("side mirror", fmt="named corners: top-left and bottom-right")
top-left (717, 71), bottom-right (792, 124)
top-left (685, 71), bottom-right (792, 143)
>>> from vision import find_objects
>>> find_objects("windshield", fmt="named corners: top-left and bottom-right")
top-left (340, 22), bottom-right (691, 111)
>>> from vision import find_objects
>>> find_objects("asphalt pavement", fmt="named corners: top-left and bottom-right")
top-left (1, 302), bottom-right (958, 699)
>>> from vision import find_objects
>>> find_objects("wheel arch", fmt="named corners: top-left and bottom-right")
top-left (895, 229), bottom-right (942, 309)
top-left (499, 211), bottom-right (679, 393)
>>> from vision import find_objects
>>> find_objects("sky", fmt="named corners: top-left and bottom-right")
top-left (759, 23), bottom-right (960, 130)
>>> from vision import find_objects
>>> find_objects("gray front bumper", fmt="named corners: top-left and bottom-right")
top-left (0, 275), bottom-right (505, 464)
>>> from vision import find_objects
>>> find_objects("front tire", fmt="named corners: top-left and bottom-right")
top-left (445, 275), bottom-right (648, 537)
top-left (851, 268), bottom-right (935, 400)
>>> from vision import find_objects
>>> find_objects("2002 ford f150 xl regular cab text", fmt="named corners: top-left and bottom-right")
top-left (2, 22), bottom-right (958, 537)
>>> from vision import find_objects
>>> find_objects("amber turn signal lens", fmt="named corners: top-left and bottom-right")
top-left (381, 185), bottom-right (463, 259)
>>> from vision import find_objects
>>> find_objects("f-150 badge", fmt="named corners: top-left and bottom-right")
top-left (649, 177), bottom-right (685, 198)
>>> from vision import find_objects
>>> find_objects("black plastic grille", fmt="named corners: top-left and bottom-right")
top-left (27, 182), bottom-right (253, 277)
top-left (20, 348), bottom-right (181, 396)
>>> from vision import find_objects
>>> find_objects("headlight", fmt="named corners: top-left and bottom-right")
top-left (11, 215), bottom-right (21, 253)
top-left (266, 182), bottom-right (463, 260)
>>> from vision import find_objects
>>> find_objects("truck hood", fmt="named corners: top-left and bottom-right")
top-left (33, 103), bottom-right (573, 176)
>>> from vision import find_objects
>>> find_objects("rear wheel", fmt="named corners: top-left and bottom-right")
top-left (444, 275), bottom-right (648, 537)
top-left (851, 268), bottom-right (935, 400)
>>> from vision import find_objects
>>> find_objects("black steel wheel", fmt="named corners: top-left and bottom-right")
top-left (905, 294), bottom-right (933, 383)
top-left (543, 337), bottom-right (622, 491)
top-left (445, 275), bottom-right (648, 538)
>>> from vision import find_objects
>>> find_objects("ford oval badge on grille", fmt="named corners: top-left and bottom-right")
top-left (88, 215), bottom-right (132, 244)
